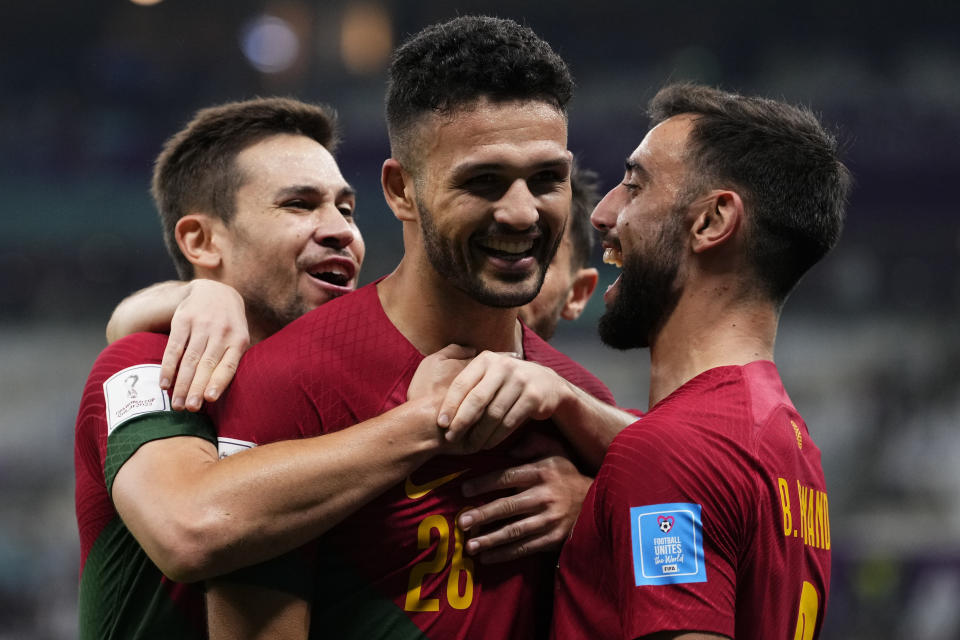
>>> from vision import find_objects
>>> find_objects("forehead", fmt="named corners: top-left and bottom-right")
top-left (627, 114), bottom-right (695, 180)
top-left (419, 99), bottom-right (569, 173)
top-left (235, 133), bottom-right (346, 190)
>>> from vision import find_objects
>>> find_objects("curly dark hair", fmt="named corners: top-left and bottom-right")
top-left (152, 97), bottom-right (339, 279)
top-left (649, 83), bottom-right (851, 304)
top-left (385, 15), bottom-right (573, 168)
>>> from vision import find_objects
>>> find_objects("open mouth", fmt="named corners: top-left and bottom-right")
top-left (306, 258), bottom-right (356, 289)
top-left (477, 236), bottom-right (536, 261)
top-left (310, 270), bottom-right (350, 287)
top-left (603, 247), bottom-right (623, 268)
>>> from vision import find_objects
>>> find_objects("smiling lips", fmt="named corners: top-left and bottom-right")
top-left (307, 256), bottom-right (357, 289)
top-left (603, 246), bottom-right (623, 268)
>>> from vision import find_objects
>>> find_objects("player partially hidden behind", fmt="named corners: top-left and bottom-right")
top-left (519, 164), bottom-right (600, 341)
top-left (551, 84), bottom-right (850, 639)
top-left (74, 97), bottom-right (364, 639)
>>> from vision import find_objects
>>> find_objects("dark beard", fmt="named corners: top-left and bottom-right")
top-left (418, 197), bottom-right (559, 308)
top-left (598, 218), bottom-right (683, 350)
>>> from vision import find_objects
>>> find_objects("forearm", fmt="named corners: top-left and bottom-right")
top-left (119, 398), bottom-right (444, 582)
top-left (552, 381), bottom-right (636, 470)
top-left (106, 280), bottom-right (189, 342)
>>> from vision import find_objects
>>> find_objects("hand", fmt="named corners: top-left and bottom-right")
top-left (456, 434), bottom-right (591, 563)
top-left (162, 280), bottom-right (250, 411)
top-left (407, 344), bottom-right (475, 401)
top-left (438, 351), bottom-right (572, 451)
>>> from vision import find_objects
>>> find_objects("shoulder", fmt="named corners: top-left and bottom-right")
top-left (522, 328), bottom-right (615, 404)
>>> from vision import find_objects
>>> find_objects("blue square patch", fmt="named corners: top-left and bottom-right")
top-left (630, 502), bottom-right (706, 586)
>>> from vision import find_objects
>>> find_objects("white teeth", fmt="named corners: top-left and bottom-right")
top-left (480, 238), bottom-right (534, 254)
top-left (603, 247), bottom-right (623, 268)
top-left (313, 264), bottom-right (347, 276)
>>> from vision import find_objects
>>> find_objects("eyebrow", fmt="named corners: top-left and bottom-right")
top-left (450, 157), bottom-right (572, 179)
top-left (275, 184), bottom-right (356, 200)
top-left (624, 159), bottom-right (651, 181)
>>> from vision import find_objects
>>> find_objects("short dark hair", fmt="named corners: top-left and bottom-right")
top-left (649, 83), bottom-right (850, 304)
top-left (385, 15), bottom-right (573, 168)
top-left (567, 163), bottom-right (601, 272)
top-left (152, 97), bottom-right (339, 279)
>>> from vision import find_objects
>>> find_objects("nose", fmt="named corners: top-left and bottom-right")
top-left (590, 186), bottom-right (620, 232)
top-left (493, 179), bottom-right (539, 231)
top-left (313, 206), bottom-right (358, 250)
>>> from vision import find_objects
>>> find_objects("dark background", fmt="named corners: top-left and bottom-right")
top-left (1, 1), bottom-right (958, 637)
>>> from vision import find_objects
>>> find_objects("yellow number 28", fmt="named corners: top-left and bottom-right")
top-left (404, 511), bottom-right (475, 612)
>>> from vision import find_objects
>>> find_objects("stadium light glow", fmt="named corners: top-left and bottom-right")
top-left (241, 15), bottom-right (301, 74)
top-left (340, 2), bottom-right (392, 74)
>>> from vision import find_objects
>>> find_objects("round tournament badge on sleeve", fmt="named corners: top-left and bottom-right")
top-left (102, 364), bottom-right (171, 436)
top-left (629, 502), bottom-right (707, 586)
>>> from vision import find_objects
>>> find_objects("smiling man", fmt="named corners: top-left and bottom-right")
top-left (551, 84), bottom-right (849, 640)
top-left (204, 16), bottom-right (632, 640)
top-left (74, 97), bottom-right (367, 639)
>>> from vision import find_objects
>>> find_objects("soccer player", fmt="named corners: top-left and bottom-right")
top-left (75, 97), bottom-right (367, 638)
top-left (205, 16), bottom-right (634, 639)
top-left (519, 164), bottom-right (601, 341)
top-left (550, 83), bottom-right (850, 639)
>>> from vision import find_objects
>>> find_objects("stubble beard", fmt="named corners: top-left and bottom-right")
top-left (418, 198), bottom-right (558, 309)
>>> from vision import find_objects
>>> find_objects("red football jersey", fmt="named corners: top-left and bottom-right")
top-left (75, 332), bottom-right (214, 639)
top-left (211, 283), bottom-right (615, 639)
top-left (552, 361), bottom-right (831, 640)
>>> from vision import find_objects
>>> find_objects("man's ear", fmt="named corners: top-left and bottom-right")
top-left (691, 190), bottom-right (743, 254)
top-left (174, 213), bottom-right (224, 271)
top-left (381, 158), bottom-right (418, 222)
top-left (561, 267), bottom-right (599, 321)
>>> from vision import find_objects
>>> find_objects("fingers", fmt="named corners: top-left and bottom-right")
top-left (457, 496), bottom-right (564, 563)
top-left (166, 323), bottom-right (250, 412)
top-left (461, 464), bottom-right (541, 497)
top-left (467, 519), bottom-right (564, 564)
top-left (160, 321), bottom-right (189, 394)
top-left (170, 332), bottom-right (211, 411)
top-left (203, 345), bottom-right (244, 403)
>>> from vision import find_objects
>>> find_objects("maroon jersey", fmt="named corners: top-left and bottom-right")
top-left (552, 361), bottom-right (831, 640)
top-left (211, 283), bottom-right (614, 639)
top-left (74, 332), bottom-right (215, 639)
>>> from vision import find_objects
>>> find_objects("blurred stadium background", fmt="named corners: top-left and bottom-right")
top-left (1, 1), bottom-right (958, 638)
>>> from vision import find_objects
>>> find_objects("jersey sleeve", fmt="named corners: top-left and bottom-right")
top-left (596, 415), bottom-right (753, 638)
top-left (78, 333), bottom-right (217, 497)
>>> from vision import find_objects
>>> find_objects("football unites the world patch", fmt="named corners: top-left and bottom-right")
top-left (630, 502), bottom-right (706, 586)
top-left (103, 364), bottom-right (171, 436)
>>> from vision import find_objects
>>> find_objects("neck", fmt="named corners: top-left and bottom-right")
top-left (647, 289), bottom-right (778, 408)
top-left (377, 257), bottom-right (524, 355)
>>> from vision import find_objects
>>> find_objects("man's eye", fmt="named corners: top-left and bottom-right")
top-left (338, 205), bottom-right (355, 218)
top-left (622, 182), bottom-right (641, 193)
top-left (529, 171), bottom-right (566, 195)
top-left (462, 175), bottom-right (507, 199)
top-left (282, 199), bottom-right (310, 209)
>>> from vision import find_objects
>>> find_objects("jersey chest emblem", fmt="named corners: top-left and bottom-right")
top-left (630, 502), bottom-right (707, 586)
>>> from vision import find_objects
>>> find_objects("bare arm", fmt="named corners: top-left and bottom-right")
top-left (106, 280), bottom-right (191, 344)
top-left (112, 397), bottom-right (446, 583)
top-left (106, 279), bottom-right (250, 411)
top-left (207, 582), bottom-right (309, 640)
